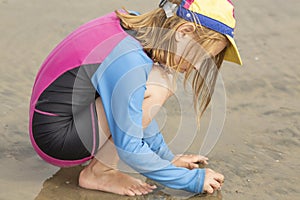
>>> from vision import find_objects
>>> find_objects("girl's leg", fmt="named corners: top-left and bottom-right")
top-left (79, 98), bottom-right (156, 196)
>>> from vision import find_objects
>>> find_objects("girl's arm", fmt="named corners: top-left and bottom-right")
top-left (142, 64), bottom-right (175, 127)
top-left (142, 65), bottom-right (175, 161)
top-left (143, 119), bottom-right (175, 161)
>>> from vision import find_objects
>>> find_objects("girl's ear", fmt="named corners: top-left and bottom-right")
top-left (175, 22), bottom-right (196, 42)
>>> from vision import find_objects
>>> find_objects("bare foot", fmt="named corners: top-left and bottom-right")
top-left (79, 158), bottom-right (156, 196)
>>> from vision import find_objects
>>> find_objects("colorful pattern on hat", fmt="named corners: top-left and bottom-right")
top-left (177, 0), bottom-right (236, 37)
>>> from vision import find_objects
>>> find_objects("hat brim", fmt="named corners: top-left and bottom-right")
top-left (224, 35), bottom-right (243, 65)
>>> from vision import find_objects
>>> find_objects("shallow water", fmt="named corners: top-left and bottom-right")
top-left (1, 0), bottom-right (300, 200)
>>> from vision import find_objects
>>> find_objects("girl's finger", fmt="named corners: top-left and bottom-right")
top-left (214, 173), bottom-right (225, 184)
top-left (210, 180), bottom-right (221, 190)
top-left (189, 163), bottom-right (199, 169)
top-left (191, 155), bottom-right (208, 163)
top-left (197, 159), bottom-right (208, 165)
top-left (198, 155), bottom-right (209, 161)
top-left (205, 185), bottom-right (214, 194)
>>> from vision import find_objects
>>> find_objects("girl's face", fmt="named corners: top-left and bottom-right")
top-left (173, 23), bottom-right (228, 73)
top-left (175, 39), bottom-right (228, 73)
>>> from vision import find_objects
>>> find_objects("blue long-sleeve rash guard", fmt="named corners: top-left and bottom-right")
top-left (91, 36), bottom-right (205, 193)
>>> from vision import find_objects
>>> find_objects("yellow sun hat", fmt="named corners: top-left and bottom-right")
top-left (160, 0), bottom-right (242, 65)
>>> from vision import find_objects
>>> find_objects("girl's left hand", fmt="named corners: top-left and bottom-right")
top-left (172, 154), bottom-right (209, 170)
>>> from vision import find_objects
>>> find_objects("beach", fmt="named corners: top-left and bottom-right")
top-left (0, 0), bottom-right (299, 199)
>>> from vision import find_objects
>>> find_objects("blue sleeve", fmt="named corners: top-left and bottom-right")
top-left (143, 119), bottom-right (175, 161)
top-left (91, 36), bottom-right (205, 193)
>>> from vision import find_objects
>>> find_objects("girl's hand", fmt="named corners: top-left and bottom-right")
top-left (203, 168), bottom-right (224, 194)
top-left (172, 154), bottom-right (209, 169)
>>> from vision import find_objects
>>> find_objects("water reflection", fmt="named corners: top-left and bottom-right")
top-left (34, 166), bottom-right (222, 200)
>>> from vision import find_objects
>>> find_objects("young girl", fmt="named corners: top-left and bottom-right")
top-left (29, 0), bottom-right (242, 196)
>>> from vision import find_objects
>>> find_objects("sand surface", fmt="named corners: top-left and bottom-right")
top-left (0, 0), bottom-right (299, 199)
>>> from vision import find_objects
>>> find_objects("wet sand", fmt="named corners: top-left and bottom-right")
top-left (0, 0), bottom-right (299, 199)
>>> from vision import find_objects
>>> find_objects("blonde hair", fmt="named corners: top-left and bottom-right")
top-left (116, 0), bottom-right (227, 124)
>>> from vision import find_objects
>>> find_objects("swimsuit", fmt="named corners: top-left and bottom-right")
top-left (29, 12), bottom-right (205, 193)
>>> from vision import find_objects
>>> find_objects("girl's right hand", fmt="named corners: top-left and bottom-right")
top-left (203, 168), bottom-right (224, 194)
